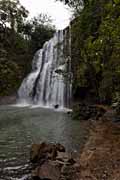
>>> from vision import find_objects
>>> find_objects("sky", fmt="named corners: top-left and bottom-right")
top-left (20, 0), bottom-right (72, 30)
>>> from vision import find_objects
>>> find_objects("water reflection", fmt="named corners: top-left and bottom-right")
top-left (0, 105), bottom-right (88, 179)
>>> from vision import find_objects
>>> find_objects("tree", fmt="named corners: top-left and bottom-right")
top-left (56, 0), bottom-right (88, 14)
top-left (56, 0), bottom-right (83, 7)
top-left (58, 0), bottom-right (120, 104)
top-left (0, 0), bottom-right (29, 33)
top-left (0, 1), bottom-right (56, 96)
top-left (24, 13), bottom-right (56, 53)
top-left (32, 14), bottom-right (54, 27)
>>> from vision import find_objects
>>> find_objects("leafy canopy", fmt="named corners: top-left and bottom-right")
top-left (0, 0), bottom-right (29, 31)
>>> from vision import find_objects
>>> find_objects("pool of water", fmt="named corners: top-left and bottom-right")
top-left (0, 105), bottom-right (89, 179)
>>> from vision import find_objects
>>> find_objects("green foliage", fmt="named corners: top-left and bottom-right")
top-left (70, 0), bottom-right (120, 104)
top-left (0, 0), bottom-right (29, 32)
top-left (56, 0), bottom-right (84, 13)
top-left (0, 59), bottom-right (21, 95)
top-left (114, 0), bottom-right (120, 5)
top-left (0, 1), bottom-right (55, 96)
top-left (24, 14), bottom-right (55, 53)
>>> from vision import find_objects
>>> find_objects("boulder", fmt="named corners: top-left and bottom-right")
top-left (30, 142), bottom-right (56, 163)
top-left (30, 142), bottom-right (80, 180)
top-left (30, 144), bottom-right (41, 163)
top-left (30, 142), bottom-right (66, 163)
top-left (32, 160), bottom-right (61, 180)
top-left (56, 152), bottom-right (70, 162)
top-left (56, 152), bottom-right (76, 165)
top-left (55, 143), bottom-right (65, 152)
top-left (54, 104), bottom-right (59, 109)
top-left (67, 111), bottom-right (72, 115)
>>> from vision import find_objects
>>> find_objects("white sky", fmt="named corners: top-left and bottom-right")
top-left (20, 0), bottom-right (72, 30)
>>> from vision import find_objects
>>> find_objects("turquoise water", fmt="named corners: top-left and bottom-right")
top-left (0, 105), bottom-right (88, 179)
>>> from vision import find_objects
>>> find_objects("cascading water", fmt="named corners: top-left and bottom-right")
top-left (18, 28), bottom-right (72, 108)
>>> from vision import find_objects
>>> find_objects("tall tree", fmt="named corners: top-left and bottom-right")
top-left (56, 0), bottom-right (87, 14)
top-left (0, 0), bottom-right (29, 33)
top-left (24, 13), bottom-right (56, 53)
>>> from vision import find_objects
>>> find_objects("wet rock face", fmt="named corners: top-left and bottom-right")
top-left (30, 142), bottom-right (80, 180)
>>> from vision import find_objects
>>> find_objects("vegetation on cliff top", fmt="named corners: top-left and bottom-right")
top-left (0, 0), bottom-right (55, 96)
top-left (58, 0), bottom-right (120, 105)
top-left (1, 0), bottom-right (120, 105)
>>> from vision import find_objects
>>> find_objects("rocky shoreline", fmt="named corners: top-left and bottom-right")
top-left (30, 142), bottom-right (81, 180)
top-left (29, 108), bottom-right (120, 180)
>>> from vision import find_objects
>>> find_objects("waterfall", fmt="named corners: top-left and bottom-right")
top-left (18, 28), bottom-right (72, 109)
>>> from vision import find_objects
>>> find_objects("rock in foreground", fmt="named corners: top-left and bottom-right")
top-left (30, 142), bottom-right (80, 180)
top-left (30, 111), bottom-right (120, 180)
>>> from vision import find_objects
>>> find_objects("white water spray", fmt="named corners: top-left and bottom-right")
top-left (18, 29), bottom-right (72, 108)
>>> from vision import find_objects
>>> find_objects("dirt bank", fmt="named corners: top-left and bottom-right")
top-left (79, 113), bottom-right (120, 180)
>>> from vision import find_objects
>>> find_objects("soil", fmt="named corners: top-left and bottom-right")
top-left (79, 110), bottom-right (120, 180)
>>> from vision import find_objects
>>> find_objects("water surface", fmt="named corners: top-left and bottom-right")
top-left (0, 105), bottom-right (88, 179)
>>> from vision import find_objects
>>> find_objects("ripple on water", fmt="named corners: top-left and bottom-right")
top-left (0, 106), bottom-right (89, 179)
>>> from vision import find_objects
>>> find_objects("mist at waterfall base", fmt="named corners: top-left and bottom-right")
top-left (18, 29), bottom-right (72, 111)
